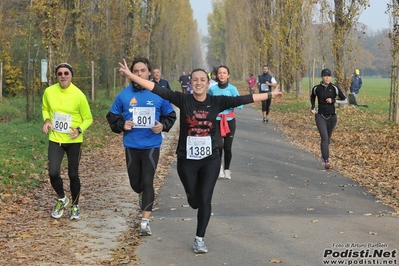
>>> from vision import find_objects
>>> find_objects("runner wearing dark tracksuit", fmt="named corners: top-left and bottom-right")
top-left (310, 68), bottom-right (346, 169)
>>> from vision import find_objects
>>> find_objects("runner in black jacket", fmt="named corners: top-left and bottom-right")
top-left (118, 59), bottom-right (283, 254)
top-left (310, 68), bottom-right (346, 169)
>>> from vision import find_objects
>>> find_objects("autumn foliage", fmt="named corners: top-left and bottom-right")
top-left (252, 92), bottom-right (399, 212)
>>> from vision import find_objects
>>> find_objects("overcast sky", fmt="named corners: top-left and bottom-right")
top-left (190, 0), bottom-right (391, 36)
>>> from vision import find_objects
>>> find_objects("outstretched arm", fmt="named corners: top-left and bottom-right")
top-left (252, 88), bottom-right (283, 102)
top-left (118, 59), bottom-right (155, 91)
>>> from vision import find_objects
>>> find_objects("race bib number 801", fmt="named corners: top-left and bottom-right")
top-left (132, 107), bottom-right (156, 128)
top-left (186, 136), bottom-right (212, 160)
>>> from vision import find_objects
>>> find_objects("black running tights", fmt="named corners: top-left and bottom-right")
top-left (315, 114), bottom-right (337, 161)
top-left (215, 118), bottom-right (236, 170)
top-left (261, 98), bottom-right (272, 115)
top-left (177, 153), bottom-right (220, 237)
top-left (126, 148), bottom-right (160, 212)
top-left (48, 141), bottom-right (82, 205)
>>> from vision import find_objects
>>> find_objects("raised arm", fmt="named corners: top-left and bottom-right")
top-left (118, 59), bottom-right (155, 91)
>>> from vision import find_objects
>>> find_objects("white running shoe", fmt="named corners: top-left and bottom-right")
top-left (218, 166), bottom-right (225, 179)
top-left (224, 169), bottom-right (231, 179)
top-left (140, 219), bottom-right (152, 236)
top-left (193, 236), bottom-right (208, 253)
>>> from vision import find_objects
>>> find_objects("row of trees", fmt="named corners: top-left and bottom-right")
top-left (0, 0), bottom-right (202, 104)
top-left (206, 0), bottom-right (396, 95)
top-left (205, 0), bottom-right (399, 122)
top-left (1, 0), bottom-right (399, 120)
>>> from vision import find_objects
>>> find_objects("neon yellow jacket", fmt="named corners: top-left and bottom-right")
top-left (42, 82), bottom-right (93, 144)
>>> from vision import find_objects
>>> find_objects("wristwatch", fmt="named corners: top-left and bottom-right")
top-left (77, 127), bottom-right (82, 134)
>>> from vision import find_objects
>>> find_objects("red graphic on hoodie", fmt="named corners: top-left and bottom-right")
top-left (187, 110), bottom-right (213, 136)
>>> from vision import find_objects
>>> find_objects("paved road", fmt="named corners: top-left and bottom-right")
top-left (136, 104), bottom-right (399, 266)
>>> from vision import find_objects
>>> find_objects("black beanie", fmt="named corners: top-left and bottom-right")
top-left (55, 63), bottom-right (74, 77)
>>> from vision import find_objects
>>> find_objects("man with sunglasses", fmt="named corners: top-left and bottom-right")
top-left (42, 63), bottom-right (93, 221)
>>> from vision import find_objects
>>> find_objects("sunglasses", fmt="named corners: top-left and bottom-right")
top-left (57, 71), bottom-right (70, 76)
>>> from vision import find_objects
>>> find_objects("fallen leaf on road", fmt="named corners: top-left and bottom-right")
top-left (270, 258), bottom-right (284, 263)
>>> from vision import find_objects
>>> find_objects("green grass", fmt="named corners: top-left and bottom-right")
top-left (236, 77), bottom-right (392, 114)
top-left (0, 78), bottom-right (395, 194)
top-left (356, 77), bottom-right (391, 112)
top-left (0, 117), bottom-right (47, 192)
top-left (274, 78), bottom-right (394, 130)
top-left (0, 97), bottom-right (24, 122)
top-left (0, 90), bottom-right (116, 194)
top-left (301, 77), bottom-right (392, 113)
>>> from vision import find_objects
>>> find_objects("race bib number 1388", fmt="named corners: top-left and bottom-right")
top-left (186, 136), bottom-right (212, 160)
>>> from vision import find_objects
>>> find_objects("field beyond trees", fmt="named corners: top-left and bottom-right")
top-left (244, 78), bottom-right (399, 213)
top-left (0, 78), bottom-right (398, 264)
top-left (0, 78), bottom-right (398, 213)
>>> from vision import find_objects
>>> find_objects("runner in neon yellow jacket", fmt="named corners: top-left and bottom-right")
top-left (42, 83), bottom-right (93, 143)
top-left (42, 63), bottom-right (93, 221)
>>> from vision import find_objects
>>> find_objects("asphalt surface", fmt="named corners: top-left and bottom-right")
top-left (136, 104), bottom-right (399, 266)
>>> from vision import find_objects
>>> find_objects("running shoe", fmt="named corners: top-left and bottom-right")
top-left (218, 166), bottom-right (225, 179)
top-left (263, 118), bottom-right (267, 124)
top-left (193, 236), bottom-right (208, 253)
top-left (265, 119), bottom-right (269, 124)
top-left (140, 220), bottom-right (152, 236)
top-left (224, 169), bottom-right (231, 180)
top-left (51, 197), bottom-right (69, 219)
top-left (324, 160), bottom-right (331, 169)
top-left (70, 204), bottom-right (81, 220)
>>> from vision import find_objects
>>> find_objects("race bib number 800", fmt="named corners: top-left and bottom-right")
top-left (132, 107), bottom-right (156, 128)
top-left (186, 136), bottom-right (212, 160)
top-left (53, 112), bottom-right (72, 133)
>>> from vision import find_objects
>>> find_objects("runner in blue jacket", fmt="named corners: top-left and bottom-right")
top-left (106, 57), bottom-right (176, 236)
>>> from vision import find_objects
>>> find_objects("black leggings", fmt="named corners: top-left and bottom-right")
top-left (315, 114), bottom-right (337, 160)
top-left (261, 98), bottom-right (272, 115)
top-left (215, 119), bottom-right (236, 169)
top-left (48, 141), bottom-right (82, 205)
top-left (125, 148), bottom-right (160, 212)
top-left (177, 153), bottom-right (220, 237)
top-left (181, 85), bottom-right (188, 94)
